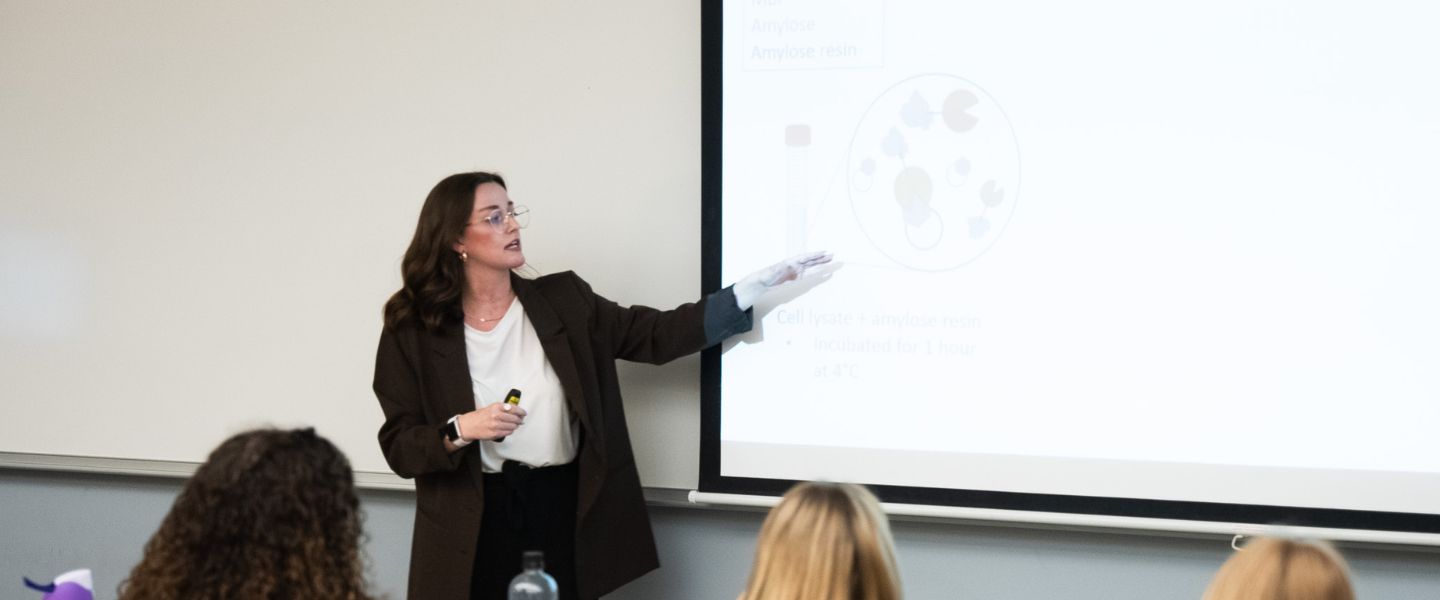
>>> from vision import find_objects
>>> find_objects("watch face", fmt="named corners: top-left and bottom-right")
top-left (445, 420), bottom-right (461, 441)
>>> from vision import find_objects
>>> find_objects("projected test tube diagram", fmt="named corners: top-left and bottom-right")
top-left (739, 0), bottom-right (1020, 272)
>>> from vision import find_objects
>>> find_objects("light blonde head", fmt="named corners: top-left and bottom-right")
top-left (1203, 537), bottom-right (1355, 600)
top-left (741, 481), bottom-right (902, 600)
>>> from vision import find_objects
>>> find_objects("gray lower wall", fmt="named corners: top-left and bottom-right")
top-left (2, 469), bottom-right (1437, 600)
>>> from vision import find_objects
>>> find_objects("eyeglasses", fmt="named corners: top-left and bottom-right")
top-left (472, 205), bottom-right (530, 232)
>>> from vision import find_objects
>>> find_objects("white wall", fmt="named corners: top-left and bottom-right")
top-left (0, 0), bottom-right (706, 488)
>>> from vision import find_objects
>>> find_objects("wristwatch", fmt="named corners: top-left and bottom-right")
top-left (443, 416), bottom-right (472, 448)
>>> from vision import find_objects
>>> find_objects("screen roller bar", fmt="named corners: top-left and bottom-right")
top-left (688, 491), bottom-right (1440, 549)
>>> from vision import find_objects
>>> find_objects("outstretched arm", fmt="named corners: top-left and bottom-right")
top-left (581, 251), bottom-right (834, 364)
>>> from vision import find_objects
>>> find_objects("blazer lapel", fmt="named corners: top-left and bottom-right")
top-left (426, 320), bottom-right (480, 419)
top-left (511, 274), bottom-right (601, 459)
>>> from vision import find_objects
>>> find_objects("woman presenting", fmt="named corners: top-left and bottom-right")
top-left (374, 171), bottom-right (829, 599)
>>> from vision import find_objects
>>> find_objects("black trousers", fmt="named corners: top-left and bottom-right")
top-left (471, 461), bottom-right (580, 600)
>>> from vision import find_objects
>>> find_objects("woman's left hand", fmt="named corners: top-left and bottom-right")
top-left (733, 251), bottom-right (834, 310)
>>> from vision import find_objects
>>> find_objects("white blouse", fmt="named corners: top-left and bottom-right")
top-left (462, 297), bottom-right (577, 472)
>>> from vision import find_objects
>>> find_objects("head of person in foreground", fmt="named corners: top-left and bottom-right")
top-left (118, 427), bottom-right (373, 600)
top-left (1203, 536), bottom-right (1355, 600)
top-left (741, 481), bottom-right (902, 600)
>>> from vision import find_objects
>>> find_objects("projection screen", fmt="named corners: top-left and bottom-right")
top-left (700, 0), bottom-right (1440, 536)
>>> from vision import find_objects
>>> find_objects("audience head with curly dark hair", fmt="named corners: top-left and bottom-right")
top-left (118, 427), bottom-right (374, 600)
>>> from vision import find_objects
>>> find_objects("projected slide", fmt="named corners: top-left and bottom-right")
top-left (714, 0), bottom-right (1440, 522)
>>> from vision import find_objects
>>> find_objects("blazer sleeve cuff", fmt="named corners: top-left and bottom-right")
top-left (703, 285), bottom-right (754, 345)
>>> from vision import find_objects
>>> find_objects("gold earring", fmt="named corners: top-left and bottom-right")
top-left (460, 250), bottom-right (468, 262)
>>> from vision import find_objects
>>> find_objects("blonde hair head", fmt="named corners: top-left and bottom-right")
top-left (741, 481), bottom-right (902, 600)
top-left (1203, 537), bottom-right (1355, 600)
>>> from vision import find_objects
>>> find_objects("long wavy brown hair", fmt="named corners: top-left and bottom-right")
top-left (383, 171), bottom-right (507, 331)
top-left (117, 428), bottom-right (374, 600)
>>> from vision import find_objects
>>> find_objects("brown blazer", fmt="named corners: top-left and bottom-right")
top-left (373, 271), bottom-right (750, 599)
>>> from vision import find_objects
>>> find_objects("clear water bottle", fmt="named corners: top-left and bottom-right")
top-left (507, 550), bottom-right (559, 600)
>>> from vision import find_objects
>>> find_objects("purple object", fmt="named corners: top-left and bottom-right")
top-left (44, 582), bottom-right (94, 600)
top-left (23, 570), bottom-right (94, 600)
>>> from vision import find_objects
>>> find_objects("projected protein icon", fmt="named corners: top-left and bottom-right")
top-left (847, 74), bottom-right (1019, 271)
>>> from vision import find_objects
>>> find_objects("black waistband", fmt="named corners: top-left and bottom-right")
top-left (480, 460), bottom-right (578, 534)
top-left (483, 460), bottom-right (576, 484)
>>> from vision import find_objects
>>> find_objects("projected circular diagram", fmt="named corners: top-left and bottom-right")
top-left (847, 74), bottom-right (1020, 271)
